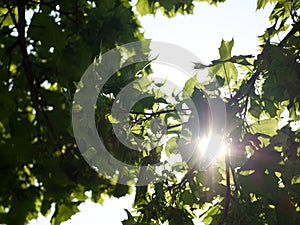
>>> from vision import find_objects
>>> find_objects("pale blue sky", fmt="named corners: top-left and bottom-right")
top-left (29, 0), bottom-right (273, 224)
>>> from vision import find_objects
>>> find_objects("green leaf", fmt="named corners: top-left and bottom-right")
top-left (215, 75), bottom-right (225, 86)
top-left (2, 1), bottom-right (300, 225)
top-left (194, 62), bottom-right (208, 69)
top-left (136, 0), bottom-right (151, 16)
top-left (29, 13), bottom-right (66, 50)
top-left (0, 7), bottom-right (18, 28)
top-left (165, 137), bottom-right (177, 157)
top-left (201, 216), bottom-right (213, 224)
top-left (219, 39), bottom-right (234, 60)
top-left (249, 99), bottom-right (263, 118)
top-left (183, 77), bottom-right (200, 96)
top-left (264, 99), bottom-right (278, 117)
top-left (164, 112), bottom-right (181, 128)
top-left (51, 203), bottom-right (80, 225)
top-left (275, 192), bottom-right (300, 225)
top-left (256, 0), bottom-right (276, 10)
top-left (168, 207), bottom-right (194, 225)
top-left (113, 184), bottom-right (130, 198)
top-left (249, 118), bottom-right (278, 136)
top-left (181, 190), bottom-right (197, 205)
top-left (229, 54), bottom-right (254, 66)
top-left (122, 209), bottom-right (136, 225)
top-left (209, 62), bottom-right (238, 84)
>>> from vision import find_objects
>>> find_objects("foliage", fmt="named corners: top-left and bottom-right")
top-left (135, 0), bottom-right (226, 17)
top-left (0, 0), bottom-right (299, 225)
top-left (0, 0), bottom-right (225, 224)
top-left (121, 1), bottom-right (300, 225)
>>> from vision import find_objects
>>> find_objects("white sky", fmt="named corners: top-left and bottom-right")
top-left (29, 0), bottom-right (273, 224)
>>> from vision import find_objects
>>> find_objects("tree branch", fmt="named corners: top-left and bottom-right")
top-left (14, 0), bottom-right (40, 115)
top-left (130, 108), bottom-right (190, 116)
top-left (9, 0), bottom-right (57, 140)
top-left (218, 149), bottom-right (232, 225)
top-left (279, 20), bottom-right (300, 47)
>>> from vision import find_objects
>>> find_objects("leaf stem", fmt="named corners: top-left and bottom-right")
top-left (222, 63), bottom-right (233, 98)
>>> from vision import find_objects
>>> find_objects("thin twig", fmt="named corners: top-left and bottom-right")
top-left (218, 148), bottom-right (232, 225)
top-left (227, 70), bottom-right (259, 106)
top-left (167, 122), bottom-right (186, 130)
top-left (130, 108), bottom-right (190, 116)
top-left (130, 109), bottom-right (177, 116)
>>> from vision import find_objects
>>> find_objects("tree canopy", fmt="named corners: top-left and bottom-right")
top-left (0, 0), bottom-right (299, 225)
